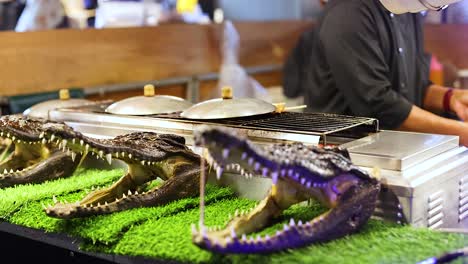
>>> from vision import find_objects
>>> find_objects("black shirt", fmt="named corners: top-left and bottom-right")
top-left (296, 0), bottom-right (432, 129)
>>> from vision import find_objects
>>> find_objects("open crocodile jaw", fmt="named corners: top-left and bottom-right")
top-left (0, 115), bottom-right (81, 188)
top-left (191, 127), bottom-right (380, 254)
top-left (44, 132), bottom-right (203, 219)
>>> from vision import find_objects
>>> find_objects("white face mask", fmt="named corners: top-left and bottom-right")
top-left (380, 0), bottom-right (461, 14)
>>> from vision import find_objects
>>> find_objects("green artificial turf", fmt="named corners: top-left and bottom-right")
top-left (1, 168), bottom-right (467, 264)
top-left (0, 168), bottom-right (124, 219)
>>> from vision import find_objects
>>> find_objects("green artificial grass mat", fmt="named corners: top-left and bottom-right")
top-left (0, 168), bottom-right (124, 219)
top-left (1, 168), bottom-right (466, 264)
top-left (10, 184), bottom-right (235, 245)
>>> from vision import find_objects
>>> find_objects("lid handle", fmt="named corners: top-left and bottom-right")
top-left (144, 84), bottom-right (156, 97)
top-left (221, 86), bottom-right (233, 99)
top-left (59, 89), bottom-right (70, 100)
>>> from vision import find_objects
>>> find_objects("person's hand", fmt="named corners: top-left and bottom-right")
top-left (450, 90), bottom-right (468, 121)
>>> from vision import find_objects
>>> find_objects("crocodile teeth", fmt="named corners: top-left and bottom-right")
top-left (80, 140), bottom-right (84, 146)
top-left (3, 169), bottom-right (7, 174)
top-left (271, 171), bottom-right (279, 185)
top-left (41, 138), bottom-right (47, 145)
top-left (289, 218), bottom-right (295, 226)
top-left (128, 190), bottom-right (132, 195)
top-left (98, 150), bottom-right (104, 158)
top-left (128, 153), bottom-right (133, 159)
top-left (106, 154), bottom-right (112, 165)
top-left (241, 152), bottom-right (247, 160)
top-left (60, 139), bottom-right (67, 150)
top-left (85, 144), bottom-right (90, 152)
top-left (115, 152), bottom-right (119, 158)
top-left (230, 227), bottom-right (237, 238)
top-left (141, 160), bottom-right (145, 166)
top-left (222, 148), bottom-right (230, 159)
top-left (215, 166), bottom-right (223, 180)
top-left (254, 162), bottom-right (261, 171)
top-left (9, 169), bottom-right (13, 173)
top-left (71, 152), bottom-right (76, 162)
top-left (121, 152), bottom-right (125, 157)
top-left (200, 226), bottom-right (207, 237)
top-left (122, 193), bottom-right (127, 198)
top-left (135, 191), bottom-right (139, 195)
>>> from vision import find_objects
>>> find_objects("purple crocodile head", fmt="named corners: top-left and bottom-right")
top-left (191, 126), bottom-right (380, 254)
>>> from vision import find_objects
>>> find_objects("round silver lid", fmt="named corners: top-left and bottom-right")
top-left (105, 84), bottom-right (193, 115)
top-left (23, 89), bottom-right (91, 119)
top-left (180, 86), bottom-right (276, 120)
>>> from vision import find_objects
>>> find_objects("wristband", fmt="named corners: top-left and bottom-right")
top-left (443, 88), bottom-right (454, 113)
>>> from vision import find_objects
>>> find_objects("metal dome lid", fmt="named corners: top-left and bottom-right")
top-left (23, 89), bottom-right (91, 119)
top-left (105, 84), bottom-right (193, 116)
top-left (180, 86), bottom-right (276, 120)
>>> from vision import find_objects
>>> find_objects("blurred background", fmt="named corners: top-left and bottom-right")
top-left (2, 0), bottom-right (468, 32)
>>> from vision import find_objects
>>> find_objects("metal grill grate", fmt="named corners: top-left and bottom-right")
top-left (219, 112), bottom-right (377, 134)
top-left (56, 102), bottom-right (379, 144)
top-left (160, 112), bottom-right (379, 144)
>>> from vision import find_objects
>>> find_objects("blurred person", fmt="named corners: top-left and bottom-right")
top-left (0, 0), bottom-right (26, 30)
top-left (15, 0), bottom-right (68, 32)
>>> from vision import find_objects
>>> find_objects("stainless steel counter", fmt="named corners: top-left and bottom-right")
top-left (341, 130), bottom-right (459, 171)
top-left (344, 132), bottom-right (468, 229)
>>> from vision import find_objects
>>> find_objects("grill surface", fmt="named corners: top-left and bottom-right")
top-left (60, 102), bottom-right (379, 144)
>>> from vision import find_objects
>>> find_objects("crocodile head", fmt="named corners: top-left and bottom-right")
top-left (191, 126), bottom-right (381, 254)
top-left (43, 129), bottom-right (203, 219)
top-left (0, 115), bottom-right (81, 187)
